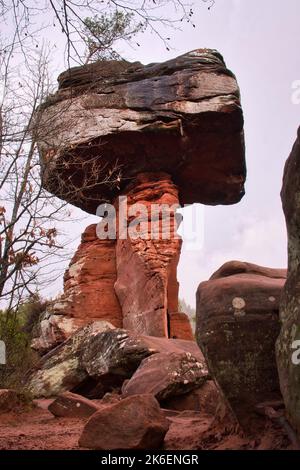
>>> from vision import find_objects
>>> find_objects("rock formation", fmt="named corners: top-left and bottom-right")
top-left (26, 324), bottom-right (206, 398)
top-left (276, 126), bottom-right (300, 436)
top-left (37, 49), bottom-right (246, 212)
top-left (0, 390), bottom-right (26, 413)
top-left (122, 351), bottom-right (209, 402)
top-left (196, 260), bottom-right (286, 427)
top-left (54, 224), bottom-right (122, 326)
top-left (79, 394), bottom-right (170, 450)
top-left (32, 224), bottom-right (120, 353)
top-left (33, 49), bottom-right (245, 343)
top-left (114, 172), bottom-right (184, 337)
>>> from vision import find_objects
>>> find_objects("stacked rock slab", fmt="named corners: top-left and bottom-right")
top-left (35, 49), bottom-right (246, 340)
top-left (276, 126), bottom-right (300, 436)
top-left (196, 261), bottom-right (286, 427)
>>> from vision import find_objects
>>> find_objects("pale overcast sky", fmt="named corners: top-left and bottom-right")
top-left (45, 0), bottom-right (300, 307)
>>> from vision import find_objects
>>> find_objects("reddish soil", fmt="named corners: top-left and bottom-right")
top-left (0, 400), bottom-right (293, 450)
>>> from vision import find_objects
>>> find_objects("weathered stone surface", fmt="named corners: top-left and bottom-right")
top-left (79, 330), bottom-right (204, 398)
top-left (196, 260), bottom-right (286, 426)
top-left (26, 322), bottom-right (111, 397)
top-left (53, 224), bottom-right (122, 326)
top-left (31, 224), bottom-right (122, 354)
top-left (48, 391), bottom-right (100, 418)
top-left (31, 311), bottom-right (88, 355)
top-left (163, 411), bottom-right (214, 450)
top-left (114, 172), bottom-right (183, 337)
top-left (81, 330), bottom-right (204, 382)
top-left (79, 394), bottom-right (169, 449)
top-left (168, 312), bottom-right (194, 340)
top-left (276, 126), bottom-right (300, 436)
top-left (37, 49), bottom-right (245, 214)
top-left (163, 380), bottom-right (220, 414)
top-left (122, 352), bottom-right (209, 402)
top-left (26, 324), bottom-right (204, 398)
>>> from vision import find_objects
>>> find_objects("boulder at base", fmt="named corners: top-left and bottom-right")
top-left (122, 352), bottom-right (209, 402)
top-left (277, 126), bottom-right (300, 436)
top-left (26, 323), bottom-right (204, 398)
top-left (79, 394), bottom-right (169, 449)
top-left (163, 380), bottom-right (220, 414)
top-left (196, 260), bottom-right (286, 427)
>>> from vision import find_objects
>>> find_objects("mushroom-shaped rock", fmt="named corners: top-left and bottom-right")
top-left (34, 49), bottom-right (246, 340)
top-left (36, 49), bottom-right (245, 213)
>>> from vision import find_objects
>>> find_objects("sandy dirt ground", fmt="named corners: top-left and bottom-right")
top-left (0, 400), bottom-right (293, 451)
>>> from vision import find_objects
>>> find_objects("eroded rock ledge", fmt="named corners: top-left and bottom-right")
top-left (36, 49), bottom-right (246, 214)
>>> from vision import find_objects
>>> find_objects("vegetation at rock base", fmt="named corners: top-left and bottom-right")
top-left (0, 295), bottom-right (47, 389)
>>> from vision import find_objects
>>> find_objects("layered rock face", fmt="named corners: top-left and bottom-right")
top-left (276, 127), bottom-right (300, 435)
top-left (34, 49), bottom-right (245, 344)
top-left (32, 224), bottom-right (121, 353)
top-left (53, 224), bottom-right (122, 326)
top-left (114, 172), bottom-right (188, 337)
top-left (37, 49), bottom-right (246, 213)
top-left (196, 260), bottom-right (286, 426)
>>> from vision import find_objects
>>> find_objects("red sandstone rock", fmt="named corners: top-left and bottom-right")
top-left (53, 224), bottom-right (122, 327)
top-left (31, 225), bottom-right (120, 354)
top-left (114, 173), bottom-right (182, 337)
top-left (79, 394), bottom-right (169, 449)
top-left (168, 312), bottom-right (194, 340)
top-left (48, 391), bottom-right (100, 418)
top-left (122, 351), bottom-right (209, 402)
top-left (79, 331), bottom-right (205, 397)
top-left (33, 50), bottom-right (246, 345)
top-left (163, 380), bottom-right (220, 414)
top-left (196, 260), bottom-right (286, 427)
top-left (164, 411), bottom-right (214, 450)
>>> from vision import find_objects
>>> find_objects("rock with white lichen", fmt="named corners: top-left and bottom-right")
top-left (26, 323), bottom-right (205, 398)
top-left (196, 260), bottom-right (286, 427)
top-left (122, 352), bottom-right (209, 402)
